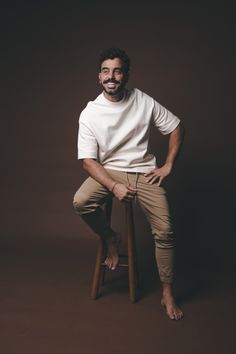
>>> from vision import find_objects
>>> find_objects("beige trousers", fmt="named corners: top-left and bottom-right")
top-left (73, 169), bottom-right (175, 283)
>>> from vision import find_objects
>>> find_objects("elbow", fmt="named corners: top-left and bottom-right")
top-left (82, 158), bottom-right (95, 171)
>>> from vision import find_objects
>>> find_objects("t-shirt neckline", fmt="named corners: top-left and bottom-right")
top-left (101, 89), bottom-right (128, 105)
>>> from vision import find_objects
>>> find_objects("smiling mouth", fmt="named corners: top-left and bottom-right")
top-left (107, 83), bottom-right (117, 88)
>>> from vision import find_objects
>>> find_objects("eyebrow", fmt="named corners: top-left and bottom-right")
top-left (101, 67), bottom-right (123, 71)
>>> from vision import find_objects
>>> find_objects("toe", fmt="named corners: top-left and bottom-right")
top-left (105, 257), bottom-right (111, 269)
top-left (175, 310), bottom-right (183, 320)
top-left (111, 259), bottom-right (118, 270)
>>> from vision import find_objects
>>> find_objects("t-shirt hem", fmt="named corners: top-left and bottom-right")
top-left (104, 165), bottom-right (156, 173)
top-left (161, 119), bottom-right (180, 135)
top-left (78, 154), bottom-right (97, 160)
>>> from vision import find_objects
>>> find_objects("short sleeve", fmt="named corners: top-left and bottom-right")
top-left (77, 120), bottom-right (98, 160)
top-left (152, 100), bottom-right (180, 135)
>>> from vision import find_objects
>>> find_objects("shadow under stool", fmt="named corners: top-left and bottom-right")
top-left (91, 198), bottom-right (139, 303)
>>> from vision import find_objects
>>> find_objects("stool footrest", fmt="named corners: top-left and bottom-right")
top-left (101, 262), bottom-right (129, 267)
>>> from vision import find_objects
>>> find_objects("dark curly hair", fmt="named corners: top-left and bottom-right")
top-left (98, 47), bottom-right (130, 74)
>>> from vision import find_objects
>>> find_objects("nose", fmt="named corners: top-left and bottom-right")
top-left (107, 70), bottom-right (115, 79)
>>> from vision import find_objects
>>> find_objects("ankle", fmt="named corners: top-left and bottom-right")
top-left (162, 283), bottom-right (174, 296)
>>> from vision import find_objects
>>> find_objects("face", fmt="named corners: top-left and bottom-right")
top-left (99, 58), bottom-right (128, 98)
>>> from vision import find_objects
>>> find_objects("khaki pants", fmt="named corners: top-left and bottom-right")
top-left (73, 169), bottom-right (175, 284)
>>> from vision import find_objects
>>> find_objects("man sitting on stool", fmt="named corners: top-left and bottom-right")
top-left (73, 47), bottom-right (185, 320)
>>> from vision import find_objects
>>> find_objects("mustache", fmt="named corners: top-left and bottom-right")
top-left (103, 79), bottom-right (120, 84)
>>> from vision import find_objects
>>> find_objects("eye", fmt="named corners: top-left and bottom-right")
top-left (101, 68), bottom-right (109, 74)
top-left (114, 69), bottom-right (122, 75)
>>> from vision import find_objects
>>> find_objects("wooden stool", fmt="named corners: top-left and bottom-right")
top-left (90, 198), bottom-right (139, 303)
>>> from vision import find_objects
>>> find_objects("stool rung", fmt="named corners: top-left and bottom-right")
top-left (101, 262), bottom-right (128, 267)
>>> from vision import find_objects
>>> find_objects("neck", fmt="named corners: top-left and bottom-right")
top-left (103, 89), bottom-right (125, 102)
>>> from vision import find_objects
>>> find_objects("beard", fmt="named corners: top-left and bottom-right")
top-left (102, 85), bottom-right (124, 96)
top-left (101, 79), bottom-right (126, 96)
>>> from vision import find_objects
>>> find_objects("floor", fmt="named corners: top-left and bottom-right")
top-left (0, 237), bottom-right (235, 354)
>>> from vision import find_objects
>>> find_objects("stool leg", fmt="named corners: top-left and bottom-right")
top-left (125, 202), bottom-right (138, 303)
top-left (91, 238), bottom-right (104, 300)
top-left (90, 198), bottom-right (113, 300)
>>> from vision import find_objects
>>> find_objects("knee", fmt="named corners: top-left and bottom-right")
top-left (153, 225), bottom-right (175, 249)
top-left (73, 192), bottom-right (88, 214)
top-left (73, 190), bottom-right (99, 215)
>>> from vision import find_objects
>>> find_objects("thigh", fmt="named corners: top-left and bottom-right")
top-left (105, 169), bottom-right (129, 185)
top-left (136, 174), bottom-right (172, 234)
top-left (73, 176), bottom-right (110, 208)
top-left (73, 169), bottom-right (132, 213)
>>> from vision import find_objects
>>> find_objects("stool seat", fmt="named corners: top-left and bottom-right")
top-left (91, 199), bottom-right (139, 303)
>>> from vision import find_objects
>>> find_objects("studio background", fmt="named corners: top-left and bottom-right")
top-left (3, 0), bottom-right (235, 265)
top-left (2, 1), bottom-right (236, 353)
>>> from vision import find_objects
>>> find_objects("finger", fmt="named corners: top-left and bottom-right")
top-left (146, 177), bottom-right (154, 183)
top-left (146, 175), bottom-right (157, 183)
top-left (157, 176), bottom-right (164, 186)
top-left (146, 175), bottom-right (155, 183)
top-left (144, 171), bottom-right (155, 177)
top-left (147, 175), bottom-right (159, 184)
top-left (127, 189), bottom-right (137, 195)
top-left (144, 169), bottom-right (157, 177)
top-left (145, 168), bottom-right (159, 175)
top-left (146, 173), bottom-right (161, 183)
top-left (127, 185), bottom-right (137, 192)
top-left (127, 188), bottom-right (137, 194)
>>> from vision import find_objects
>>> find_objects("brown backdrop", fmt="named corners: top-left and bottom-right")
top-left (2, 1), bottom-right (236, 271)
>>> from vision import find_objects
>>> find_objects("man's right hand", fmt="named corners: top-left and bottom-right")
top-left (82, 159), bottom-right (137, 202)
top-left (112, 183), bottom-right (137, 202)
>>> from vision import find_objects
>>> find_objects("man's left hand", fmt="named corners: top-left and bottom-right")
top-left (144, 163), bottom-right (172, 186)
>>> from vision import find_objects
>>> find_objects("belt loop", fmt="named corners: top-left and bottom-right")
top-left (126, 172), bottom-right (130, 186)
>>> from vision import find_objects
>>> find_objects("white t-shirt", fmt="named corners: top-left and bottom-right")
top-left (77, 88), bottom-right (180, 173)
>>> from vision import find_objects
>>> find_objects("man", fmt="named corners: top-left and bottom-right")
top-left (73, 47), bottom-right (184, 320)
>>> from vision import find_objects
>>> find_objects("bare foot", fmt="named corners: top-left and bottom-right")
top-left (104, 233), bottom-right (120, 270)
top-left (161, 294), bottom-right (184, 320)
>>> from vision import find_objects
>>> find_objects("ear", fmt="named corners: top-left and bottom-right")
top-left (98, 72), bottom-right (102, 83)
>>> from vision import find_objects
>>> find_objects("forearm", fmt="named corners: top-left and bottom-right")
top-left (83, 158), bottom-right (117, 191)
top-left (164, 122), bottom-right (185, 171)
